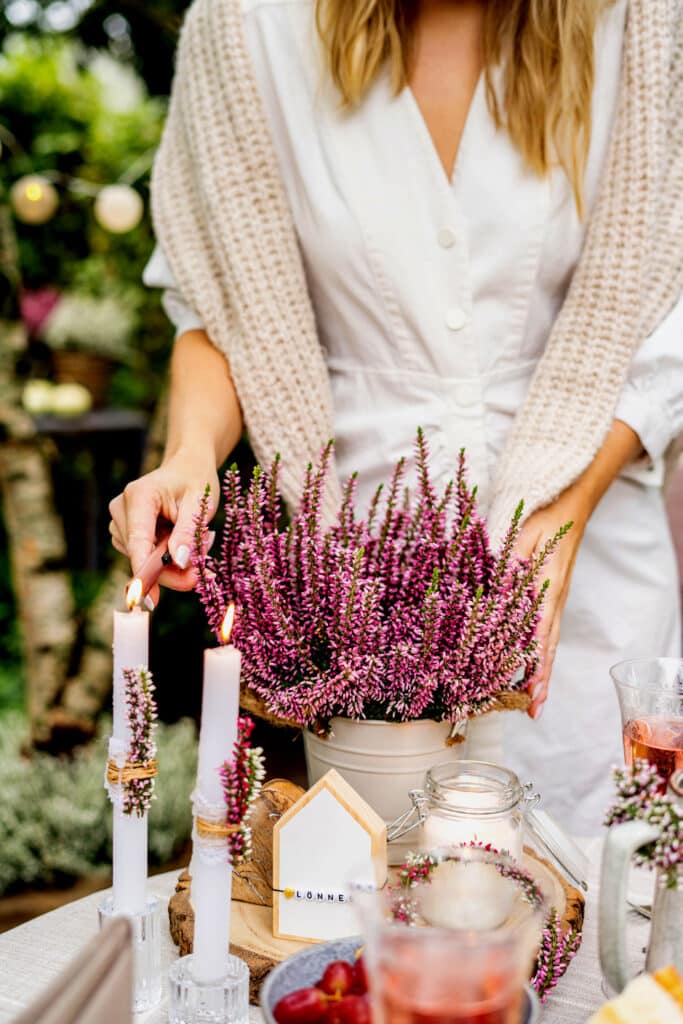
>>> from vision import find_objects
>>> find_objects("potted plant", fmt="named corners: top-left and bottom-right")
top-left (192, 431), bottom-right (566, 830)
top-left (40, 290), bottom-right (137, 407)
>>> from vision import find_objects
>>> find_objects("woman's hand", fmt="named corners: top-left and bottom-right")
top-left (514, 492), bottom-right (588, 719)
top-left (515, 419), bottom-right (644, 720)
top-left (109, 449), bottom-right (219, 608)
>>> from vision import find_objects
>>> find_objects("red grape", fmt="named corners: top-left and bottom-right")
top-left (350, 957), bottom-right (369, 995)
top-left (320, 961), bottom-right (354, 997)
top-left (335, 994), bottom-right (372, 1024)
top-left (273, 987), bottom-right (328, 1024)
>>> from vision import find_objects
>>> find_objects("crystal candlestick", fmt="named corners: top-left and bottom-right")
top-left (98, 894), bottom-right (162, 1013)
top-left (168, 953), bottom-right (249, 1024)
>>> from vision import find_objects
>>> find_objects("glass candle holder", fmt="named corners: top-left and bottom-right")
top-left (168, 953), bottom-right (249, 1024)
top-left (389, 761), bottom-right (535, 860)
top-left (97, 894), bottom-right (162, 1013)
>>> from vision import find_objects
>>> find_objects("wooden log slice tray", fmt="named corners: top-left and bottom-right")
top-left (169, 780), bottom-right (584, 1004)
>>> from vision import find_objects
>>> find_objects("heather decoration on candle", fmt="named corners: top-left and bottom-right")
top-left (605, 759), bottom-right (683, 887)
top-left (218, 715), bottom-right (265, 863)
top-left (121, 666), bottom-right (158, 817)
top-left (193, 430), bottom-right (569, 729)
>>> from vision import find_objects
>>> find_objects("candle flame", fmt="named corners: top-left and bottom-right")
top-left (126, 578), bottom-right (143, 610)
top-left (220, 603), bottom-right (235, 644)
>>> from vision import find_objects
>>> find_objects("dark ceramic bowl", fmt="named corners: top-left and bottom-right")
top-left (260, 937), bottom-right (540, 1024)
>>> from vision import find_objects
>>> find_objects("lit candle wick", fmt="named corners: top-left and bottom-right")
top-left (127, 578), bottom-right (144, 611)
top-left (221, 603), bottom-right (235, 644)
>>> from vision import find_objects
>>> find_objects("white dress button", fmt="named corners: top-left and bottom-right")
top-left (438, 227), bottom-right (456, 249)
top-left (446, 307), bottom-right (467, 331)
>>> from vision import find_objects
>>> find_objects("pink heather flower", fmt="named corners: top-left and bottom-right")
top-left (192, 431), bottom-right (569, 729)
top-left (605, 759), bottom-right (682, 887)
top-left (531, 909), bottom-right (582, 1002)
top-left (218, 716), bottom-right (265, 863)
top-left (121, 666), bottom-right (158, 817)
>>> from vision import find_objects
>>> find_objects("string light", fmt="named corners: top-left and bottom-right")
top-left (94, 183), bottom-right (144, 233)
top-left (7, 148), bottom-right (153, 233)
top-left (10, 175), bottom-right (59, 225)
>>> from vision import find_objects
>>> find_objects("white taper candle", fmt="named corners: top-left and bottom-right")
top-left (111, 603), bottom-right (149, 914)
top-left (191, 631), bottom-right (241, 984)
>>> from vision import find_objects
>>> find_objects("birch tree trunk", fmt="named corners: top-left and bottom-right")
top-left (0, 319), bottom-right (77, 744)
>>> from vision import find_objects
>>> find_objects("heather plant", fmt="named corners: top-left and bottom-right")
top-left (193, 431), bottom-right (569, 729)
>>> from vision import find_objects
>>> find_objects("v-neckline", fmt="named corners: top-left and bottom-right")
top-left (402, 71), bottom-right (484, 190)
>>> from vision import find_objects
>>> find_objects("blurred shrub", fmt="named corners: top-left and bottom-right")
top-left (0, 712), bottom-right (196, 894)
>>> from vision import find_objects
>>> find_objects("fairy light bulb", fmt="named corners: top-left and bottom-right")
top-left (94, 184), bottom-right (143, 233)
top-left (11, 175), bottom-right (59, 224)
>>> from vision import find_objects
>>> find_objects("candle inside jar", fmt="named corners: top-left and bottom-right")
top-left (421, 783), bottom-right (522, 860)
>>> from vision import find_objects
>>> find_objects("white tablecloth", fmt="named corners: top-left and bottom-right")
top-left (0, 841), bottom-right (650, 1023)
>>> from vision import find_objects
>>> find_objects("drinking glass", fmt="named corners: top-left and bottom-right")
top-left (611, 658), bottom-right (683, 784)
top-left (351, 845), bottom-right (547, 1024)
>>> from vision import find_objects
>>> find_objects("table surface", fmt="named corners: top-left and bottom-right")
top-left (0, 840), bottom-right (650, 1024)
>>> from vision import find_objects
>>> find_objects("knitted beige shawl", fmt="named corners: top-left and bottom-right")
top-left (151, 0), bottom-right (683, 536)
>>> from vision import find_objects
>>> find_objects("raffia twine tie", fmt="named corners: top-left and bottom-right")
top-left (195, 816), bottom-right (242, 840)
top-left (106, 759), bottom-right (159, 784)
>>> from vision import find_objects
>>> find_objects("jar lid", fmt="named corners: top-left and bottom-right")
top-left (425, 761), bottom-right (524, 816)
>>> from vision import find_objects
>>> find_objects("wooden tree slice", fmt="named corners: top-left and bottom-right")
top-left (232, 779), bottom-right (305, 907)
top-left (523, 846), bottom-right (585, 934)
top-left (169, 780), bottom-right (584, 1004)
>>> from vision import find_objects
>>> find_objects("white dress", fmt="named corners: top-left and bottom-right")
top-left (146, 0), bottom-right (683, 833)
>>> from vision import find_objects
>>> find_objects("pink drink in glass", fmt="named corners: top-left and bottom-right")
top-left (373, 929), bottom-right (524, 1024)
top-left (623, 715), bottom-right (683, 785)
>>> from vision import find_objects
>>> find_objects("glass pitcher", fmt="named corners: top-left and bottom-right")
top-left (599, 768), bottom-right (683, 993)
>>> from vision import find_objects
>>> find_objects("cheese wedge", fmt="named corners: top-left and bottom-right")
top-left (589, 967), bottom-right (683, 1024)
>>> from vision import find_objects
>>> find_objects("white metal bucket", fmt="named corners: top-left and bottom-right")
top-left (302, 718), bottom-right (466, 862)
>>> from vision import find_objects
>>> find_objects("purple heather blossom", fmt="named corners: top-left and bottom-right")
top-left (218, 716), bottom-right (265, 863)
top-left (121, 666), bottom-right (158, 817)
top-left (531, 909), bottom-right (582, 1002)
top-left (192, 431), bottom-right (568, 729)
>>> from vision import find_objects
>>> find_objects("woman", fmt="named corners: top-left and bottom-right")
top-left (110, 0), bottom-right (683, 832)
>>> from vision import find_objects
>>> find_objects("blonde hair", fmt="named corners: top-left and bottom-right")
top-left (315, 0), bottom-right (608, 216)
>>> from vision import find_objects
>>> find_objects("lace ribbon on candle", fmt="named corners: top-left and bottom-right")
top-left (191, 789), bottom-right (243, 866)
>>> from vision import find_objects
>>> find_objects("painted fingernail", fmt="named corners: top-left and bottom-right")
top-left (174, 544), bottom-right (190, 569)
top-left (532, 702), bottom-right (545, 720)
top-left (532, 681), bottom-right (544, 702)
top-left (143, 595), bottom-right (155, 611)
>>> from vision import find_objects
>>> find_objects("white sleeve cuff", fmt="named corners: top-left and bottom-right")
top-left (614, 380), bottom-right (675, 464)
top-left (143, 246), bottom-right (205, 338)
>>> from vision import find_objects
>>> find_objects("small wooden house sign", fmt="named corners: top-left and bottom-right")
top-left (272, 769), bottom-right (388, 942)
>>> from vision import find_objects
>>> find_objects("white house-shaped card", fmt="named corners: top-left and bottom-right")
top-left (273, 769), bottom-right (387, 943)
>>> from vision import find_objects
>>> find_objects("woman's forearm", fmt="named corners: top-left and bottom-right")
top-left (163, 329), bottom-right (244, 469)
top-left (569, 419), bottom-right (644, 523)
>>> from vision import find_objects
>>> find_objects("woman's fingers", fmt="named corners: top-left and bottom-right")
top-left (119, 480), bottom-right (162, 576)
